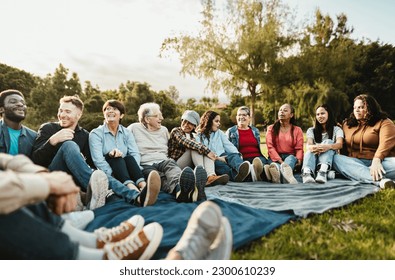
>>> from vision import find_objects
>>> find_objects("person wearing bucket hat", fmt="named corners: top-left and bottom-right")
top-left (169, 110), bottom-right (229, 187)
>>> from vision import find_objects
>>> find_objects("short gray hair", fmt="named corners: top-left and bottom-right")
top-left (138, 102), bottom-right (161, 124)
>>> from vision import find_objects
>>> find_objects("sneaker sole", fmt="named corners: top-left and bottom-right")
top-left (88, 171), bottom-right (109, 210)
top-left (252, 158), bottom-right (263, 181)
top-left (177, 167), bottom-right (195, 202)
top-left (139, 222), bottom-right (163, 260)
top-left (193, 166), bottom-right (207, 201)
top-left (234, 161), bottom-right (250, 182)
top-left (144, 171), bottom-right (161, 207)
top-left (269, 164), bottom-right (281, 183)
top-left (213, 174), bottom-right (229, 186)
top-left (281, 164), bottom-right (298, 184)
top-left (263, 164), bottom-right (272, 182)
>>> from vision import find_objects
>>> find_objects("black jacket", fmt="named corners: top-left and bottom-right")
top-left (32, 122), bottom-right (94, 168)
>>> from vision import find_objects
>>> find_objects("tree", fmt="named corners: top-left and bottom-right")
top-left (161, 0), bottom-right (296, 125)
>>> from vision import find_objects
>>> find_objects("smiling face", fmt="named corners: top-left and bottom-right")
top-left (353, 99), bottom-right (368, 120)
top-left (1, 94), bottom-right (27, 123)
top-left (278, 104), bottom-right (293, 121)
top-left (211, 115), bottom-right (221, 132)
top-left (57, 102), bottom-right (82, 129)
top-left (181, 119), bottom-right (195, 133)
top-left (145, 109), bottom-right (164, 131)
top-left (315, 107), bottom-right (328, 126)
top-left (236, 108), bottom-right (251, 129)
top-left (103, 105), bottom-right (124, 125)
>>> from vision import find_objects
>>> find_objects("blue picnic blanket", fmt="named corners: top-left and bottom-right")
top-left (86, 178), bottom-right (378, 259)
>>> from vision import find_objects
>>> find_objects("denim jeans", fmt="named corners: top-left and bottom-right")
top-left (269, 153), bottom-right (298, 170)
top-left (215, 153), bottom-right (244, 181)
top-left (48, 141), bottom-right (139, 204)
top-left (142, 159), bottom-right (181, 193)
top-left (302, 139), bottom-right (336, 174)
top-left (333, 154), bottom-right (395, 185)
top-left (48, 141), bottom-right (93, 192)
top-left (106, 155), bottom-right (145, 186)
top-left (0, 203), bottom-right (78, 259)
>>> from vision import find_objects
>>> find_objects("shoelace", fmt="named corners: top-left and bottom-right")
top-left (180, 223), bottom-right (216, 260)
top-left (111, 234), bottom-right (144, 259)
top-left (96, 222), bottom-right (131, 243)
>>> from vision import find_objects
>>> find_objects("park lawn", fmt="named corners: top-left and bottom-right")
top-left (232, 132), bottom-right (395, 259)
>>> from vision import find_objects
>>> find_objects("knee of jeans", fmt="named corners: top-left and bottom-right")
top-left (60, 141), bottom-right (80, 153)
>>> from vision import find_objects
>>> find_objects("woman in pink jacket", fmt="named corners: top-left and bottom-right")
top-left (266, 103), bottom-right (304, 184)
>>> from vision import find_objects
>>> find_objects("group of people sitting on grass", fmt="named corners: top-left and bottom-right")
top-left (0, 88), bottom-right (394, 260)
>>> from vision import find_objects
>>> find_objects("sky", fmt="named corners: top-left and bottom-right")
top-left (1, 0), bottom-right (394, 103)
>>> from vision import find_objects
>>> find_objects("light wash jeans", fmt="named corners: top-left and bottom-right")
top-left (333, 154), bottom-right (395, 185)
top-left (0, 203), bottom-right (78, 259)
top-left (48, 141), bottom-right (139, 204)
top-left (268, 153), bottom-right (298, 170)
top-left (302, 139), bottom-right (336, 174)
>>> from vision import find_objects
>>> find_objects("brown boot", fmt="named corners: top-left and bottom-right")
top-left (206, 174), bottom-right (229, 187)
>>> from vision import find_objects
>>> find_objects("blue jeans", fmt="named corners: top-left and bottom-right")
top-left (48, 141), bottom-right (139, 204)
top-left (48, 141), bottom-right (93, 192)
top-left (106, 155), bottom-right (145, 186)
top-left (302, 139), bottom-right (336, 174)
top-left (269, 153), bottom-right (298, 170)
top-left (0, 203), bottom-right (78, 259)
top-left (215, 153), bottom-right (244, 181)
top-left (142, 159), bottom-right (181, 194)
top-left (333, 154), bottom-right (395, 185)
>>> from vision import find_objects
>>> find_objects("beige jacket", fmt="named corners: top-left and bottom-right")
top-left (0, 153), bottom-right (50, 214)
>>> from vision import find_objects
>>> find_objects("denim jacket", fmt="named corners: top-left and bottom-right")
top-left (226, 125), bottom-right (262, 154)
top-left (0, 120), bottom-right (37, 158)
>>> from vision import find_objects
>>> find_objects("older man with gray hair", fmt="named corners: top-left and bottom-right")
top-left (128, 103), bottom-right (207, 202)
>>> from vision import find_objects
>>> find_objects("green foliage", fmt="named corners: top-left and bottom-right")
top-left (232, 188), bottom-right (395, 259)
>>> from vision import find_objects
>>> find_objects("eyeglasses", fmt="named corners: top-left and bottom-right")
top-left (147, 113), bottom-right (163, 118)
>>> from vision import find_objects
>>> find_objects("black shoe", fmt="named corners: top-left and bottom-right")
top-left (176, 167), bottom-right (195, 203)
top-left (191, 165), bottom-right (207, 201)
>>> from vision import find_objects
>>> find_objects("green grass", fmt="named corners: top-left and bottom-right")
top-left (231, 132), bottom-right (395, 259)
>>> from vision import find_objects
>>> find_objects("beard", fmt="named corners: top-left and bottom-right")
top-left (5, 109), bottom-right (26, 122)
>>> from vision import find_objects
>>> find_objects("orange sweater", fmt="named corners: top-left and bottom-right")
top-left (342, 118), bottom-right (395, 160)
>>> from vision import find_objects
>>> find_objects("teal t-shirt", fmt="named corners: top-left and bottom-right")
top-left (8, 127), bottom-right (21, 155)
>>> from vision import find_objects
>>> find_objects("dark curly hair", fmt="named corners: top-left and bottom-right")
top-left (197, 110), bottom-right (219, 143)
top-left (313, 104), bottom-right (336, 143)
top-left (346, 94), bottom-right (388, 127)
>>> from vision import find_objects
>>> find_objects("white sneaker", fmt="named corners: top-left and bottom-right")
top-left (302, 173), bottom-right (316, 184)
top-left (263, 164), bottom-right (272, 182)
top-left (87, 170), bottom-right (109, 210)
top-left (315, 171), bottom-right (327, 184)
top-left (104, 222), bottom-right (163, 260)
top-left (61, 210), bottom-right (94, 230)
top-left (234, 161), bottom-right (250, 182)
top-left (280, 163), bottom-right (298, 184)
top-left (206, 217), bottom-right (233, 260)
top-left (171, 201), bottom-right (222, 260)
top-left (250, 163), bottom-right (257, 182)
top-left (379, 178), bottom-right (395, 189)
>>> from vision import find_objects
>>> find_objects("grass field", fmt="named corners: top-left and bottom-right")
top-left (231, 133), bottom-right (395, 259)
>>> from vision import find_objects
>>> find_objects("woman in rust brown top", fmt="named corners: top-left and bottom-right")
top-left (333, 94), bottom-right (395, 188)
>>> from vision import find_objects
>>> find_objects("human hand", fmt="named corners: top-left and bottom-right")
top-left (370, 158), bottom-right (385, 181)
top-left (109, 148), bottom-right (123, 158)
top-left (40, 171), bottom-right (80, 196)
top-left (217, 156), bottom-right (227, 163)
top-left (49, 129), bottom-right (74, 145)
top-left (207, 151), bottom-right (217, 161)
top-left (47, 193), bottom-right (78, 215)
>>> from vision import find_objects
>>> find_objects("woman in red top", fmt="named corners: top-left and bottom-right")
top-left (266, 103), bottom-right (304, 184)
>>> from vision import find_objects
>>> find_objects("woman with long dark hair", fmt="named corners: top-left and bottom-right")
top-left (196, 110), bottom-right (250, 182)
top-left (333, 94), bottom-right (395, 188)
top-left (266, 103), bottom-right (304, 184)
top-left (301, 105), bottom-right (344, 184)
